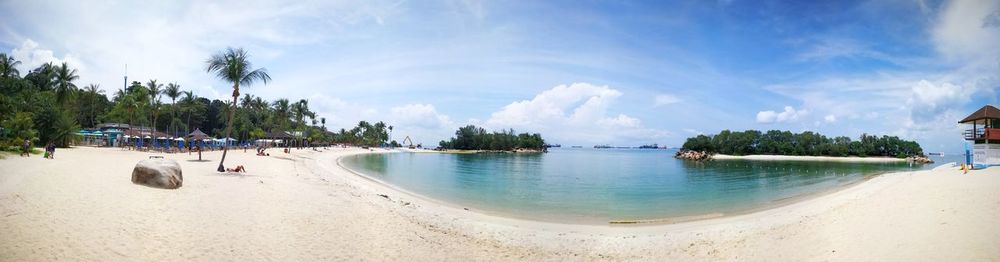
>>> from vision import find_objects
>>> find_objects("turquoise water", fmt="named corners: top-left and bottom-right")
top-left (342, 148), bottom-right (958, 224)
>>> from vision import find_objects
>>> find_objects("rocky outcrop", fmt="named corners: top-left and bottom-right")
top-left (906, 156), bottom-right (934, 164)
top-left (131, 159), bottom-right (183, 189)
top-left (675, 150), bottom-right (713, 161)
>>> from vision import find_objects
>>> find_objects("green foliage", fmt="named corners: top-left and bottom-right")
top-left (437, 125), bottom-right (546, 151)
top-left (1, 112), bottom-right (38, 144)
top-left (681, 130), bottom-right (925, 157)
top-left (329, 121), bottom-right (391, 147)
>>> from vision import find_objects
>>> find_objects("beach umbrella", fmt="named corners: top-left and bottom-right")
top-left (186, 128), bottom-right (210, 140)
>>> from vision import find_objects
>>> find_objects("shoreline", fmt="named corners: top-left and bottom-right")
top-left (335, 150), bottom-right (884, 226)
top-left (713, 154), bottom-right (909, 163)
top-left (2, 146), bottom-right (998, 260)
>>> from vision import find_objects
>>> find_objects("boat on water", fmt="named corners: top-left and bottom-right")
top-left (638, 143), bottom-right (662, 149)
top-left (594, 144), bottom-right (612, 149)
top-left (570, 146), bottom-right (583, 148)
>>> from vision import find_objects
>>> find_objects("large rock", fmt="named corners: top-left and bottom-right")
top-left (674, 150), bottom-right (713, 161)
top-left (906, 156), bottom-right (935, 164)
top-left (131, 159), bottom-right (183, 189)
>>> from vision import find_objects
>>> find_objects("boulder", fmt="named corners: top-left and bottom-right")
top-left (131, 159), bottom-right (183, 189)
top-left (674, 150), bottom-right (713, 161)
top-left (906, 156), bottom-right (934, 164)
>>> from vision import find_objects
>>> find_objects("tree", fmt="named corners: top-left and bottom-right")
top-left (25, 63), bottom-right (56, 91)
top-left (272, 98), bottom-right (290, 131)
top-left (438, 125), bottom-right (546, 151)
top-left (0, 53), bottom-right (20, 78)
top-left (164, 82), bottom-right (181, 136)
top-left (53, 62), bottom-right (79, 104)
top-left (205, 47), bottom-right (271, 172)
top-left (680, 130), bottom-right (923, 157)
top-left (81, 84), bottom-right (104, 127)
top-left (1, 112), bottom-right (37, 145)
top-left (146, 79), bottom-right (162, 140)
top-left (180, 91), bottom-right (196, 134)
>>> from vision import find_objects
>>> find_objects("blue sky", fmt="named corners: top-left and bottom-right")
top-left (2, 0), bottom-right (998, 152)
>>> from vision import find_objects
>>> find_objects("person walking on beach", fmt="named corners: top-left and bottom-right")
top-left (20, 139), bottom-right (31, 157)
top-left (44, 142), bottom-right (55, 159)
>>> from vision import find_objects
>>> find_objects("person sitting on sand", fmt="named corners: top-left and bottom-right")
top-left (225, 165), bottom-right (246, 173)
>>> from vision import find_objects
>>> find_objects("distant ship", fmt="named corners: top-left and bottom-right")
top-left (544, 144), bottom-right (562, 148)
top-left (927, 152), bottom-right (944, 156)
top-left (570, 146), bottom-right (583, 148)
top-left (638, 144), bottom-right (661, 149)
top-left (594, 144), bottom-right (612, 149)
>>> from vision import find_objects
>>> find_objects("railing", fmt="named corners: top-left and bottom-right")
top-left (965, 128), bottom-right (1000, 140)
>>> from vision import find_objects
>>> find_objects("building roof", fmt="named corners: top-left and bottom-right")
top-left (959, 105), bottom-right (1000, 123)
top-left (97, 123), bottom-right (130, 129)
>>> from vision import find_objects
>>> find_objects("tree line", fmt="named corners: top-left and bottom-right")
top-left (438, 125), bottom-right (546, 151)
top-left (0, 51), bottom-right (397, 151)
top-left (681, 130), bottom-right (925, 158)
top-left (329, 121), bottom-right (393, 147)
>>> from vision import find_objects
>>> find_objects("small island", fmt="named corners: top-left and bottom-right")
top-left (676, 130), bottom-right (933, 164)
top-left (437, 125), bottom-right (546, 153)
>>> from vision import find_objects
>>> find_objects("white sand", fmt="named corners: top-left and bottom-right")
top-left (714, 154), bottom-right (909, 163)
top-left (1, 147), bottom-right (998, 261)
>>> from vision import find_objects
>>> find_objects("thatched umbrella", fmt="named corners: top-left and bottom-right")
top-left (187, 128), bottom-right (210, 160)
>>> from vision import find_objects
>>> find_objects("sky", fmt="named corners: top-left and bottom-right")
top-left (1, 0), bottom-right (998, 152)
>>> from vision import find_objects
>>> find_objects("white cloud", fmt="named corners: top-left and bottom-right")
top-left (11, 39), bottom-right (84, 75)
top-left (389, 104), bottom-right (454, 129)
top-left (756, 106), bottom-right (808, 124)
top-left (931, 0), bottom-right (1000, 62)
top-left (485, 83), bottom-right (670, 144)
top-left (653, 94), bottom-right (681, 107)
top-left (795, 37), bottom-right (894, 63)
top-left (824, 114), bottom-right (837, 123)
top-left (682, 128), bottom-right (702, 135)
top-left (906, 80), bottom-right (969, 110)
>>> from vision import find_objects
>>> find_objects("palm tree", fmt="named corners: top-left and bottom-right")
top-left (26, 63), bottom-right (56, 91)
top-left (0, 53), bottom-right (21, 78)
top-left (146, 80), bottom-right (163, 144)
top-left (164, 83), bottom-right (181, 137)
top-left (113, 88), bottom-right (126, 102)
top-left (291, 99), bottom-right (316, 128)
top-left (83, 84), bottom-right (103, 127)
top-left (272, 98), bottom-right (291, 132)
top-left (54, 62), bottom-right (79, 103)
top-left (320, 117), bottom-right (326, 131)
top-left (205, 47), bottom-right (271, 172)
top-left (180, 91), bottom-right (196, 134)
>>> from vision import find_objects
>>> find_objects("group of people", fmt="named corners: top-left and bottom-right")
top-left (19, 139), bottom-right (57, 159)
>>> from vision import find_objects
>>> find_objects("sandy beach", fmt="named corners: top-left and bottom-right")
top-left (1, 147), bottom-right (998, 261)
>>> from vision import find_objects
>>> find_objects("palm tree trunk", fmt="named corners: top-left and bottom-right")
top-left (217, 89), bottom-right (238, 172)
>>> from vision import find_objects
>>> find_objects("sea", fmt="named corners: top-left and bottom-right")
top-left (341, 148), bottom-right (962, 224)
